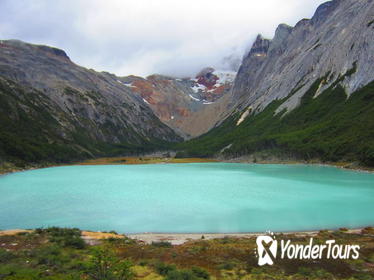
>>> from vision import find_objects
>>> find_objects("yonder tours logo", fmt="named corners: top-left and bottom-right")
top-left (255, 231), bottom-right (360, 266)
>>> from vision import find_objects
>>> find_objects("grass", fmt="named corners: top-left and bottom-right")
top-left (0, 227), bottom-right (373, 279)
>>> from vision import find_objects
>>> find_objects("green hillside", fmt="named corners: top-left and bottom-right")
top-left (176, 79), bottom-right (374, 167)
top-left (0, 78), bottom-right (174, 168)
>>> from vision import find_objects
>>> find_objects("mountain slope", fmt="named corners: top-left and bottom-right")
top-left (120, 68), bottom-right (235, 138)
top-left (0, 40), bottom-right (181, 165)
top-left (1, 0), bottom-right (373, 166)
top-left (177, 80), bottom-right (374, 166)
top-left (176, 0), bottom-right (374, 166)
top-left (231, 0), bottom-right (374, 114)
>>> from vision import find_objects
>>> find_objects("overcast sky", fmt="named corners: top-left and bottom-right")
top-left (0, 0), bottom-right (327, 77)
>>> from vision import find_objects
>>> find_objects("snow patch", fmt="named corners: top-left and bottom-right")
top-left (237, 107), bottom-right (252, 126)
top-left (189, 94), bottom-right (201, 101)
top-left (117, 80), bottom-right (136, 88)
top-left (191, 83), bottom-right (206, 93)
top-left (142, 98), bottom-right (150, 104)
top-left (213, 70), bottom-right (236, 85)
top-left (220, 144), bottom-right (233, 153)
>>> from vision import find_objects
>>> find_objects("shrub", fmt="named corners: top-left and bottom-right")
top-left (0, 248), bottom-right (15, 263)
top-left (85, 248), bottom-right (133, 280)
top-left (191, 267), bottom-right (210, 279)
top-left (165, 268), bottom-right (210, 280)
top-left (34, 245), bottom-right (68, 266)
top-left (166, 269), bottom-right (196, 280)
top-left (44, 227), bottom-right (86, 249)
top-left (154, 262), bottom-right (177, 276)
top-left (217, 261), bottom-right (236, 270)
top-left (155, 263), bottom-right (210, 280)
top-left (151, 241), bottom-right (173, 248)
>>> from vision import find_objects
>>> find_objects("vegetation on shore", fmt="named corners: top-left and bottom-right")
top-left (2, 156), bottom-right (373, 176)
top-left (176, 79), bottom-right (374, 167)
top-left (0, 157), bottom-right (218, 175)
top-left (79, 157), bottom-right (217, 166)
top-left (0, 227), bottom-right (373, 279)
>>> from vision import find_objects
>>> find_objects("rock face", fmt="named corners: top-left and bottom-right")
top-left (121, 68), bottom-right (235, 138)
top-left (193, 68), bottom-right (235, 103)
top-left (0, 39), bottom-right (235, 157)
top-left (176, 0), bottom-right (374, 166)
top-left (0, 40), bottom-right (181, 163)
top-left (231, 0), bottom-right (374, 117)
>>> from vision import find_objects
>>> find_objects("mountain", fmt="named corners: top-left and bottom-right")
top-left (177, 0), bottom-right (374, 166)
top-left (121, 68), bottom-right (235, 138)
top-left (0, 40), bottom-right (181, 165)
top-left (1, 0), bottom-right (373, 167)
top-left (231, 0), bottom-right (374, 113)
top-left (0, 39), bottom-right (235, 165)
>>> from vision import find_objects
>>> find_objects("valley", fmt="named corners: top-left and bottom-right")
top-left (1, 0), bottom-right (374, 169)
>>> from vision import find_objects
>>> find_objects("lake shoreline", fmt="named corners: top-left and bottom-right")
top-left (1, 227), bottom-right (372, 245)
top-left (0, 157), bottom-right (218, 176)
top-left (1, 156), bottom-right (373, 176)
top-left (126, 228), bottom-right (369, 245)
top-left (223, 158), bottom-right (374, 173)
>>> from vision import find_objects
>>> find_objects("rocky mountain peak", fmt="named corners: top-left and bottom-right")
top-left (248, 34), bottom-right (271, 58)
top-left (294, 18), bottom-right (311, 29)
top-left (36, 45), bottom-right (70, 60)
top-left (231, 0), bottom-right (374, 116)
top-left (0, 39), bottom-right (70, 61)
top-left (270, 24), bottom-right (293, 52)
top-left (311, 0), bottom-right (340, 25)
top-left (274, 24), bottom-right (293, 42)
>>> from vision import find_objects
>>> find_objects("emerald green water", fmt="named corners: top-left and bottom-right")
top-left (0, 163), bottom-right (373, 233)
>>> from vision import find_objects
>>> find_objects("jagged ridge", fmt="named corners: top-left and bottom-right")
top-left (176, 0), bottom-right (374, 166)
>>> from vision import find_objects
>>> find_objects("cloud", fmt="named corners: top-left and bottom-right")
top-left (0, 0), bottom-right (327, 77)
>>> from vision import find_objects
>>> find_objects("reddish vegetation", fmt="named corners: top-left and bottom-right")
top-left (194, 68), bottom-right (232, 102)
top-left (148, 76), bottom-right (172, 87)
top-left (196, 74), bottom-right (219, 89)
top-left (127, 71), bottom-right (230, 135)
top-left (211, 84), bottom-right (226, 95)
top-left (202, 84), bottom-right (228, 102)
top-left (131, 80), bottom-right (158, 104)
top-left (130, 78), bottom-right (191, 122)
top-left (176, 107), bottom-right (190, 117)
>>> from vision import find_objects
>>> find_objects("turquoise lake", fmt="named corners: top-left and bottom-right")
top-left (0, 163), bottom-right (373, 233)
